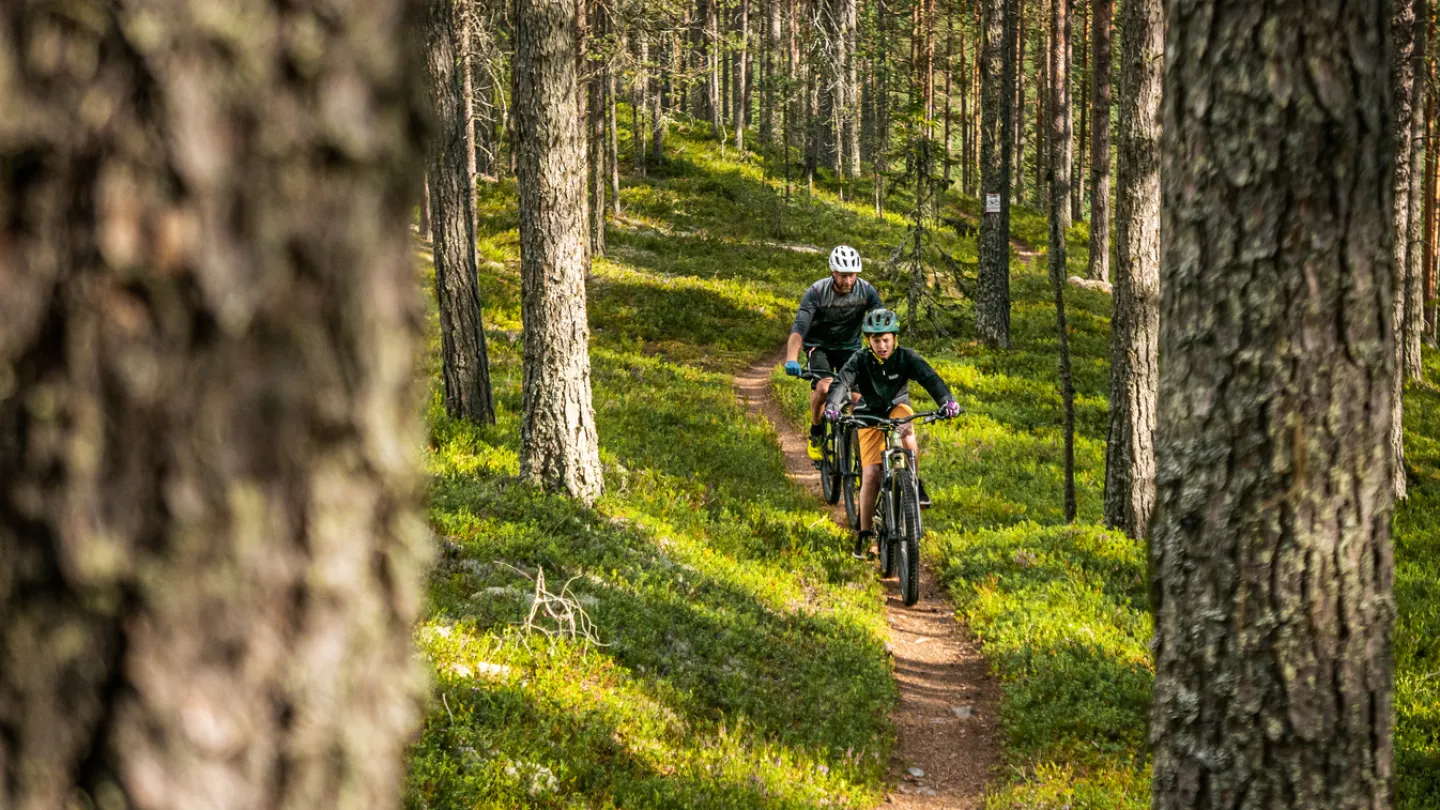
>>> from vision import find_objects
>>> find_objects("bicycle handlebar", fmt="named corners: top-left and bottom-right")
top-left (839, 408), bottom-right (963, 428)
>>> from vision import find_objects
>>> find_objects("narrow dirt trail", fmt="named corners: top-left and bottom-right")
top-left (734, 349), bottom-right (1002, 808)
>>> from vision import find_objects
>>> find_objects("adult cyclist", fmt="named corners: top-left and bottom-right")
top-left (824, 309), bottom-right (961, 559)
top-left (783, 245), bottom-right (883, 462)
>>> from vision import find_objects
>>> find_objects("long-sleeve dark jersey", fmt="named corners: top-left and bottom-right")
top-left (826, 346), bottom-right (956, 417)
top-left (790, 278), bottom-right (883, 351)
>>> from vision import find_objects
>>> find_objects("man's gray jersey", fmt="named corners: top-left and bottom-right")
top-left (790, 278), bottom-right (883, 351)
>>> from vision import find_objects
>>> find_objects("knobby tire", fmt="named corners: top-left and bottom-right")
top-left (894, 469), bottom-right (922, 606)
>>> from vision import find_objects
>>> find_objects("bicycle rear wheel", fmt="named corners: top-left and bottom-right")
top-left (841, 425), bottom-right (861, 529)
top-left (893, 469), bottom-right (922, 606)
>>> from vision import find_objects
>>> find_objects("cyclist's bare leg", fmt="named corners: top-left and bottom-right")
top-left (809, 377), bottom-right (833, 427)
top-left (859, 463), bottom-right (882, 531)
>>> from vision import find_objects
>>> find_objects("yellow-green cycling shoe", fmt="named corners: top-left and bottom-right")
top-left (807, 435), bottom-right (824, 462)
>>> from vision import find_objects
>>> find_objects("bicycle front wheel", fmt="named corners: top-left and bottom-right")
top-left (841, 425), bottom-right (861, 529)
top-left (893, 469), bottom-right (922, 606)
top-left (820, 422), bottom-right (842, 504)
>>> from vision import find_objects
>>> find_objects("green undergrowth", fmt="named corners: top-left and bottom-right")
top-left (1397, 353), bottom-right (1440, 810)
top-left (407, 118), bottom-right (983, 809)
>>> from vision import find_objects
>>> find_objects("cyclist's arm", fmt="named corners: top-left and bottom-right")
top-left (905, 349), bottom-right (957, 408)
top-left (786, 332), bottom-right (805, 365)
top-left (789, 287), bottom-right (820, 363)
top-left (826, 353), bottom-right (862, 411)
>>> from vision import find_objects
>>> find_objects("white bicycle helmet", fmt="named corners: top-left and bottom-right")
top-left (828, 244), bottom-right (863, 274)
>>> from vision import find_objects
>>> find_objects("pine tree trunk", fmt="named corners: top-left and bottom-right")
top-left (944, 5), bottom-right (955, 188)
top-left (764, 0), bottom-right (782, 143)
top-left (977, 0), bottom-right (1016, 348)
top-left (1015, 0), bottom-right (1027, 203)
top-left (875, 0), bottom-right (891, 216)
top-left (1405, 0), bottom-right (1428, 378)
top-left (421, 175), bottom-right (433, 235)
top-left (1087, 0), bottom-right (1112, 282)
top-left (959, 7), bottom-right (972, 193)
top-left (1073, 0), bottom-right (1086, 223)
top-left (710, 0), bottom-right (724, 136)
top-left (0, 2), bottom-right (430, 806)
top-left (1392, 0), bottom-right (1416, 500)
top-left (608, 65), bottom-right (621, 215)
top-left (652, 37), bottom-right (667, 160)
top-left (1151, 4), bottom-right (1397, 807)
top-left (845, 0), bottom-right (862, 177)
top-left (460, 0), bottom-right (479, 202)
top-left (1103, 0), bottom-right (1159, 538)
top-left (428, 0), bottom-right (499, 424)
top-left (636, 28), bottom-right (651, 172)
top-left (1034, 0), bottom-right (1048, 207)
top-left (1055, 0), bottom-right (1072, 230)
top-left (1429, 10), bottom-right (1439, 343)
top-left (1048, 0), bottom-right (1076, 523)
top-left (515, 0), bottom-right (606, 504)
top-left (738, 0), bottom-right (751, 148)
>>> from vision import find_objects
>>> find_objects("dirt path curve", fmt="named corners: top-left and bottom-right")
top-left (734, 349), bottom-right (1002, 808)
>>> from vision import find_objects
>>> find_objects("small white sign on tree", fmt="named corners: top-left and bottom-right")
top-left (985, 193), bottom-right (1001, 214)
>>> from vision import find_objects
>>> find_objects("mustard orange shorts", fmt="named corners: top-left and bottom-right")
top-left (857, 403), bottom-right (914, 467)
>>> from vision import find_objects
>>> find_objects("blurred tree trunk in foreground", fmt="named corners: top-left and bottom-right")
top-left (1151, 1), bottom-right (1397, 807)
top-left (0, 2), bottom-right (431, 808)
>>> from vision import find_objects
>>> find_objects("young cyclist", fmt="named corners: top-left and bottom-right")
top-left (824, 309), bottom-right (961, 559)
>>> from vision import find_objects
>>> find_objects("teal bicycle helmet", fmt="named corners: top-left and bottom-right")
top-left (862, 308), bottom-right (900, 334)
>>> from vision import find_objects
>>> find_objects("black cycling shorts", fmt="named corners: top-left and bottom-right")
top-left (805, 346), bottom-right (855, 389)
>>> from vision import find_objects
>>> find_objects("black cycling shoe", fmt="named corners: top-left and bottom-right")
top-left (917, 478), bottom-right (932, 509)
top-left (852, 531), bottom-right (876, 560)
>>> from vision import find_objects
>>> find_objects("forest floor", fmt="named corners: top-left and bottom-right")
top-left (407, 119), bottom-right (1440, 810)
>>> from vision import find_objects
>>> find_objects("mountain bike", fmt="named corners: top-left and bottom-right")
top-left (797, 369), bottom-right (852, 505)
top-left (839, 410), bottom-right (955, 607)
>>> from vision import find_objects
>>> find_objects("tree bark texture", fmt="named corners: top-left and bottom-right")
top-left (764, 0), bottom-right (782, 142)
top-left (737, 0), bottom-right (751, 149)
top-left (1392, 0), bottom-right (1416, 500)
top-left (1087, 0), bottom-right (1112, 283)
top-left (0, 2), bottom-right (431, 808)
top-left (977, 0), bottom-right (1016, 348)
top-left (1429, 10), bottom-right (1439, 343)
top-left (1405, 0), bottom-right (1428, 377)
top-left (608, 65), bottom-right (621, 215)
top-left (428, 0), bottom-right (499, 424)
top-left (1103, 0), bottom-right (1160, 538)
top-left (709, 0), bottom-right (723, 136)
top-left (840, 0), bottom-right (852, 175)
top-left (1034, 0), bottom-right (1048, 207)
top-left (1048, 0), bottom-right (1076, 523)
top-left (1015, 0), bottom-right (1027, 200)
top-left (587, 0), bottom-right (606, 257)
top-left (1151, 3), bottom-right (1397, 809)
top-left (515, 0), bottom-right (606, 505)
top-left (1072, 0), bottom-right (1086, 224)
top-left (460, 0), bottom-right (479, 195)
top-left (1054, 0), bottom-right (1071, 231)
